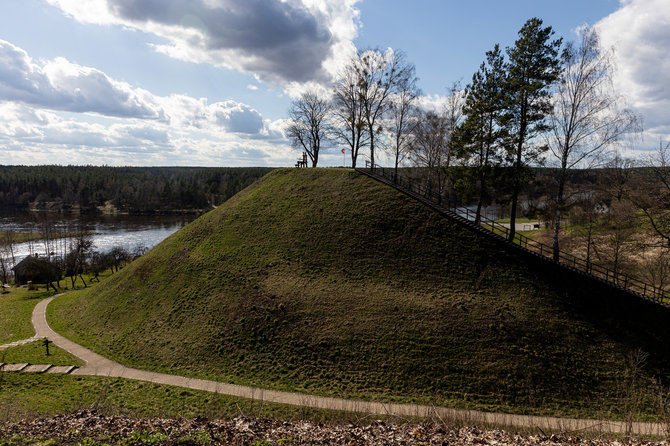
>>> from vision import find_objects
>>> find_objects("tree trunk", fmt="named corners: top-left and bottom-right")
top-left (586, 227), bottom-right (592, 272)
top-left (394, 150), bottom-right (400, 184)
top-left (508, 183), bottom-right (519, 242)
top-left (552, 174), bottom-right (566, 261)
top-left (369, 125), bottom-right (375, 170)
top-left (509, 91), bottom-right (528, 242)
top-left (475, 169), bottom-right (487, 225)
top-left (475, 199), bottom-right (483, 225)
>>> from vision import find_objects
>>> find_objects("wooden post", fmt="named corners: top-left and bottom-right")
top-left (43, 338), bottom-right (52, 356)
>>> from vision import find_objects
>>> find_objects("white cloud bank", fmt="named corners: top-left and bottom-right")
top-left (0, 40), bottom-right (294, 165)
top-left (47, 0), bottom-right (360, 87)
top-left (0, 40), bottom-right (164, 120)
top-left (596, 0), bottom-right (670, 146)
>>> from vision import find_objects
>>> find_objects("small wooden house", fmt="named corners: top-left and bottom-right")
top-left (12, 255), bottom-right (61, 286)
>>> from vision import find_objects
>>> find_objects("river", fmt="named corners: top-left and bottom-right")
top-left (0, 211), bottom-right (195, 266)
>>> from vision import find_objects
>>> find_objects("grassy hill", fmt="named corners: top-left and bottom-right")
top-left (50, 168), bottom-right (670, 419)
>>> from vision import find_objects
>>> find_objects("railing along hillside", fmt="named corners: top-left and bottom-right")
top-left (356, 164), bottom-right (670, 308)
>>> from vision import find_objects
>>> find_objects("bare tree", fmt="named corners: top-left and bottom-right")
top-left (0, 231), bottom-right (17, 284)
top-left (64, 231), bottom-right (93, 288)
top-left (332, 57), bottom-right (369, 168)
top-left (386, 63), bottom-right (420, 181)
top-left (590, 155), bottom-right (639, 280)
top-left (595, 198), bottom-right (638, 281)
top-left (442, 82), bottom-right (466, 194)
top-left (108, 246), bottom-right (130, 272)
top-left (643, 245), bottom-right (670, 292)
top-left (410, 111), bottom-right (451, 200)
top-left (548, 26), bottom-right (640, 260)
top-left (0, 247), bottom-right (9, 285)
top-left (569, 191), bottom-right (603, 272)
top-left (630, 140), bottom-right (670, 248)
top-left (286, 90), bottom-right (331, 167)
top-left (356, 49), bottom-right (414, 169)
top-left (2, 231), bottom-right (15, 270)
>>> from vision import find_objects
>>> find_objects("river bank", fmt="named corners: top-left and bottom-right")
top-left (0, 211), bottom-right (194, 268)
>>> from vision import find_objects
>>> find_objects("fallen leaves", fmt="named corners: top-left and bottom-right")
top-left (0, 410), bottom-right (667, 445)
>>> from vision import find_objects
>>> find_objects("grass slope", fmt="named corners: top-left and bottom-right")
top-left (50, 169), bottom-right (670, 419)
top-left (1, 341), bottom-right (84, 366)
top-left (0, 374), bottom-right (356, 424)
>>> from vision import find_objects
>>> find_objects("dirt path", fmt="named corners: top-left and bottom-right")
top-left (32, 296), bottom-right (666, 436)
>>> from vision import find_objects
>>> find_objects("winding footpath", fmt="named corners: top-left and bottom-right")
top-left (24, 296), bottom-right (665, 436)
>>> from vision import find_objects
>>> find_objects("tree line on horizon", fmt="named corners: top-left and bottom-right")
top-left (0, 166), bottom-right (273, 214)
top-left (286, 17), bottom-right (648, 262)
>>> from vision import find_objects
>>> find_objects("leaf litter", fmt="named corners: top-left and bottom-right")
top-left (0, 410), bottom-right (668, 445)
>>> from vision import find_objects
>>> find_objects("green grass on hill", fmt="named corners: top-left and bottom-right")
top-left (49, 168), bottom-right (670, 420)
top-left (0, 374), bottom-right (360, 425)
top-left (1, 341), bottom-right (84, 366)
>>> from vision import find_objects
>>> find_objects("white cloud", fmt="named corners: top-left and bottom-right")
top-left (418, 94), bottom-right (449, 113)
top-left (596, 0), bottom-right (670, 146)
top-left (0, 41), bottom-right (297, 166)
top-left (0, 103), bottom-right (296, 166)
top-left (0, 40), bottom-right (276, 138)
top-left (0, 40), bottom-right (164, 119)
top-left (47, 0), bottom-right (361, 87)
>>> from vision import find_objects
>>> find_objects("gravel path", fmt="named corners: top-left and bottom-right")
top-left (33, 296), bottom-right (668, 436)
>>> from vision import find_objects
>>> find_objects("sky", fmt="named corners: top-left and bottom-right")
top-left (0, 0), bottom-right (668, 167)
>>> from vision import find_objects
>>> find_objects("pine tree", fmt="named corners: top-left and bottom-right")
top-left (503, 18), bottom-right (562, 241)
top-left (454, 44), bottom-right (507, 224)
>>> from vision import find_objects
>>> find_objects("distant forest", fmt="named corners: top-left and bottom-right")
top-left (0, 166), bottom-right (274, 214)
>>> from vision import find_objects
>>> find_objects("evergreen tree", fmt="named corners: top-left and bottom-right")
top-left (454, 44), bottom-right (507, 224)
top-left (503, 18), bottom-right (562, 241)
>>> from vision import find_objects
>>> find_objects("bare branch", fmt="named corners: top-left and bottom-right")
top-left (286, 90), bottom-right (331, 167)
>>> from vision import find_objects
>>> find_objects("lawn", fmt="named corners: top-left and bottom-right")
top-left (0, 373), bottom-right (381, 425)
top-left (0, 269), bottom-right (117, 345)
top-left (1, 341), bottom-right (84, 366)
top-left (0, 286), bottom-right (53, 345)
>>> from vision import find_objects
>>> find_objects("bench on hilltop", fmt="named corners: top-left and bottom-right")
top-left (295, 152), bottom-right (308, 168)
